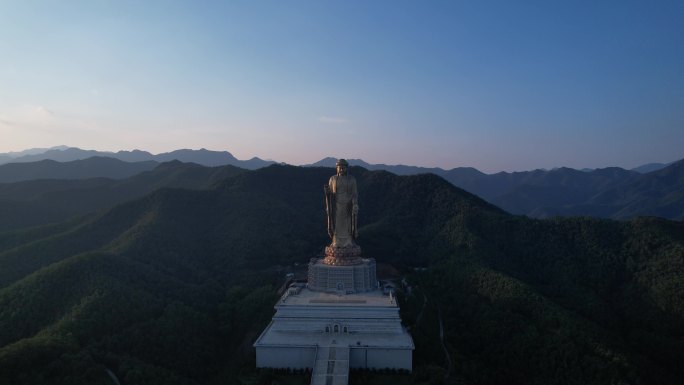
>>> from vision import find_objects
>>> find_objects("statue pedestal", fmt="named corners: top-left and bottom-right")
top-left (322, 244), bottom-right (362, 266)
top-left (308, 256), bottom-right (377, 294)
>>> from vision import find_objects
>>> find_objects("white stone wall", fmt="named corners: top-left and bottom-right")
top-left (367, 348), bottom-right (412, 370)
top-left (257, 346), bottom-right (412, 371)
top-left (271, 317), bottom-right (405, 334)
top-left (349, 348), bottom-right (412, 371)
top-left (256, 346), bottom-right (317, 369)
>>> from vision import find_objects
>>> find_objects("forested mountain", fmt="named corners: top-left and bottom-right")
top-left (0, 161), bottom-right (244, 231)
top-left (309, 158), bottom-right (684, 220)
top-left (0, 157), bottom-right (159, 183)
top-left (631, 162), bottom-right (671, 174)
top-left (3, 147), bottom-right (681, 219)
top-left (519, 160), bottom-right (684, 219)
top-left (0, 165), bottom-right (682, 385)
top-left (306, 157), bottom-right (449, 176)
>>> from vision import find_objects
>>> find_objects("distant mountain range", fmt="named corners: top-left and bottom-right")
top-left (308, 157), bottom-right (684, 220)
top-left (1, 146), bottom-right (673, 174)
top-left (1, 147), bottom-right (682, 220)
top-left (0, 146), bottom-right (274, 170)
top-left (451, 162), bottom-right (684, 220)
top-left (304, 156), bottom-right (674, 174)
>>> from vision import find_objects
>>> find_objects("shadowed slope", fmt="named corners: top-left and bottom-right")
top-left (0, 161), bottom-right (245, 231)
top-left (0, 157), bottom-right (159, 183)
top-left (0, 165), bottom-right (681, 385)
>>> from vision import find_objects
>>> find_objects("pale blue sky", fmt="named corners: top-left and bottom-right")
top-left (1, 0), bottom-right (682, 172)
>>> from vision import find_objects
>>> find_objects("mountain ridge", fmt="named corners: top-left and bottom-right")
top-left (0, 147), bottom-right (274, 170)
top-left (0, 160), bottom-right (245, 231)
top-left (3, 146), bottom-right (675, 174)
top-left (0, 147), bottom-right (682, 220)
top-left (0, 157), bottom-right (159, 183)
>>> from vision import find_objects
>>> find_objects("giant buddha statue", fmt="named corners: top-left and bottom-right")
top-left (323, 159), bottom-right (361, 264)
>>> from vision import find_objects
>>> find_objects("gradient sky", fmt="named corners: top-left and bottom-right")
top-left (1, 0), bottom-right (682, 172)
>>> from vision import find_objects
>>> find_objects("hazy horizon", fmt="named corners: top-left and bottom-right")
top-left (1, 144), bottom-right (680, 174)
top-left (1, 1), bottom-right (682, 173)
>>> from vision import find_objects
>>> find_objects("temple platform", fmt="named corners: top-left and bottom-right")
top-left (254, 286), bottom-right (413, 372)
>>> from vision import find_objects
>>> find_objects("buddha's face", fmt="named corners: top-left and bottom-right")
top-left (337, 164), bottom-right (348, 176)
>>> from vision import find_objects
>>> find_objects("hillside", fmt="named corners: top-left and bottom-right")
top-left (440, 162), bottom-right (684, 220)
top-left (527, 160), bottom-right (684, 220)
top-left (308, 157), bottom-right (684, 220)
top-left (0, 165), bottom-right (682, 384)
top-left (0, 161), bottom-right (245, 231)
top-left (0, 157), bottom-right (159, 183)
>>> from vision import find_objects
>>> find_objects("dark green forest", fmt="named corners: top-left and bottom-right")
top-left (0, 165), bottom-right (682, 384)
top-left (0, 161), bottom-right (244, 231)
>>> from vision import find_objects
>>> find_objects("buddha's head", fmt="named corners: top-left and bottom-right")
top-left (336, 159), bottom-right (349, 176)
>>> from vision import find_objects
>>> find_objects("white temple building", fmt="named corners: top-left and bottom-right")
top-left (254, 257), bottom-right (414, 384)
top-left (254, 159), bottom-right (414, 385)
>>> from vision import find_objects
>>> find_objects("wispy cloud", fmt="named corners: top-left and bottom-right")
top-left (318, 116), bottom-right (348, 124)
top-left (1, 105), bottom-right (96, 134)
top-left (33, 105), bottom-right (55, 118)
top-left (0, 105), bottom-right (55, 128)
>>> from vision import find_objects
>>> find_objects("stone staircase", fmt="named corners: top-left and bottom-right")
top-left (310, 345), bottom-right (350, 385)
